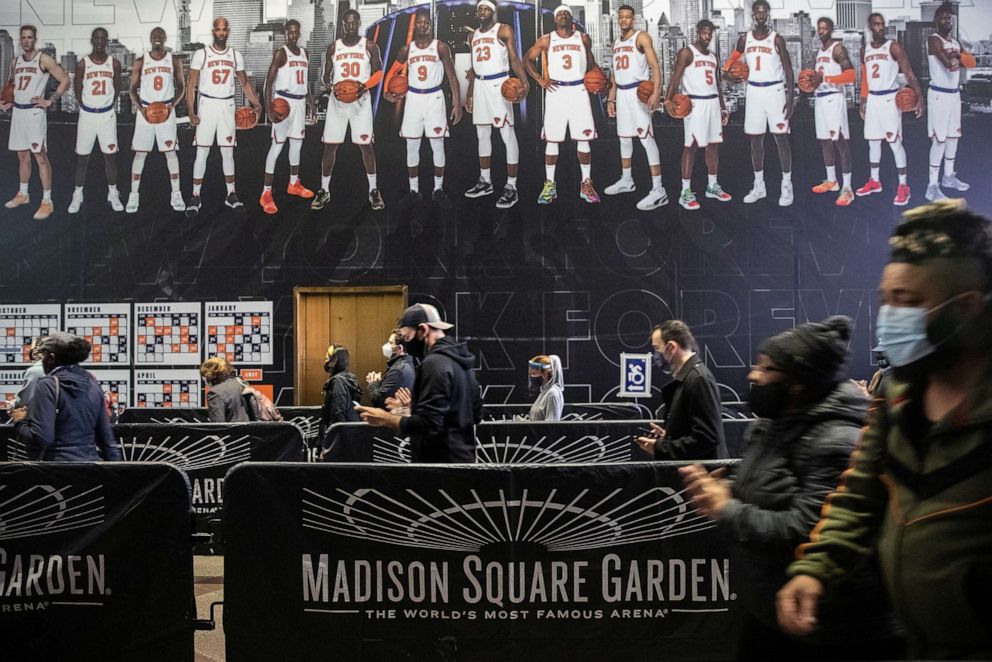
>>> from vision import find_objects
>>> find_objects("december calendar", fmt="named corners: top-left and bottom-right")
top-left (134, 302), bottom-right (202, 365)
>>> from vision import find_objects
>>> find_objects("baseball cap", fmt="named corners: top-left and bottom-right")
top-left (398, 303), bottom-right (453, 330)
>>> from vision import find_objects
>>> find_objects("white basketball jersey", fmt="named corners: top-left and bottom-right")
top-left (11, 53), bottom-right (49, 105)
top-left (471, 23), bottom-right (509, 76)
top-left (274, 45), bottom-right (309, 95)
top-left (682, 45), bottom-right (718, 96)
top-left (547, 30), bottom-right (585, 83)
top-left (332, 37), bottom-right (371, 83)
top-left (81, 55), bottom-right (115, 109)
top-left (194, 46), bottom-right (243, 98)
top-left (815, 42), bottom-right (843, 94)
top-left (928, 33), bottom-right (960, 89)
top-left (139, 51), bottom-right (175, 104)
top-left (744, 30), bottom-right (783, 83)
top-left (612, 31), bottom-right (648, 86)
top-left (408, 39), bottom-right (444, 89)
top-left (864, 40), bottom-right (899, 92)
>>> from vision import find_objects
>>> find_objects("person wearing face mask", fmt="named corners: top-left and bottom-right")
top-left (635, 320), bottom-right (726, 459)
top-left (777, 200), bottom-right (992, 660)
top-left (357, 304), bottom-right (483, 463)
top-left (319, 345), bottom-right (362, 454)
top-left (527, 354), bottom-right (564, 421)
top-left (680, 315), bottom-right (904, 660)
top-left (366, 329), bottom-right (416, 409)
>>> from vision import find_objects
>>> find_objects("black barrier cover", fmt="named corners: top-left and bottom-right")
top-left (482, 402), bottom-right (652, 421)
top-left (0, 462), bottom-right (194, 661)
top-left (278, 406), bottom-right (323, 448)
top-left (225, 461), bottom-right (740, 661)
top-left (117, 408), bottom-right (210, 424)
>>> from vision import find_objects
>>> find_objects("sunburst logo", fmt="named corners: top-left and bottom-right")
top-left (119, 432), bottom-right (251, 471)
top-left (0, 484), bottom-right (105, 541)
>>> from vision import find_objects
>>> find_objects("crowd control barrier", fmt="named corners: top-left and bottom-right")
top-left (482, 402), bottom-right (652, 421)
top-left (118, 407), bottom-right (209, 424)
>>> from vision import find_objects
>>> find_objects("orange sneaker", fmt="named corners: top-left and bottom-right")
top-left (811, 180), bottom-right (839, 194)
top-left (33, 199), bottom-right (54, 220)
top-left (286, 180), bottom-right (314, 199)
top-left (259, 189), bottom-right (278, 215)
top-left (835, 187), bottom-right (855, 207)
top-left (5, 192), bottom-right (30, 208)
top-left (893, 184), bottom-right (911, 206)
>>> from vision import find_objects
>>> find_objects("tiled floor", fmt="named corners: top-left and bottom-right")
top-left (194, 556), bottom-right (225, 661)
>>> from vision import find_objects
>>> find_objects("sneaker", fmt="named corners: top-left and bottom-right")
top-left (811, 180), bottom-right (840, 194)
top-left (185, 194), bottom-right (201, 217)
top-left (604, 177), bottom-right (636, 195)
top-left (941, 173), bottom-right (969, 192)
top-left (33, 200), bottom-right (53, 220)
top-left (537, 180), bottom-right (557, 205)
top-left (579, 178), bottom-right (600, 204)
top-left (225, 192), bottom-right (244, 211)
top-left (779, 181), bottom-right (794, 207)
top-left (68, 189), bottom-right (84, 214)
top-left (286, 180), bottom-right (315, 198)
top-left (743, 183), bottom-right (766, 204)
top-left (855, 178), bottom-right (883, 197)
top-left (495, 185), bottom-right (518, 209)
top-left (432, 189), bottom-right (451, 209)
top-left (170, 191), bottom-right (186, 212)
top-left (108, 189), bottom-right (124, 212)
top-left (259, 189), bottom-right (278, 215)
top-left (636, 188), bottom-right (668, 210)
top-left (705, 183), bottom-right (732, 202)
top-left (310, 189), bottom-right (330, 210)
top-left (125, 192), bottom-right (140, 214)
top-left (893, 184), bottom-right (911, 206)
top-left (925, 184), bottom-right (948, 202)
top-left (835, 187), bottom-right (855, 207)
top-left (5, 192), bottom-right (29, 208)
top-left (403, 190), bottom-right (422, 206)
top-left (369, 188), bottom-right (385, 210)
top-left (679, 188), bottom-right (700, 210)
top-left (465, 178), bottom-right (494, 198)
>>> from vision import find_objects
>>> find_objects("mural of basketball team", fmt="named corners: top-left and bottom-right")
top-left (0, 0), bottom-right (977, 218)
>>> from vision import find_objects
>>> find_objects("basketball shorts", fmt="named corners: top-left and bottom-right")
top-left (927, 88), bottom-right (962, 142)
top-left (132, 106), bottom-right (179, 152)
top-left (864, 92), bottom-right (901, 142)
top-left (8, 106), bottom-right (47, 153)
top-left (542, 84), bottom-right (595, 142)
top-left (683, 96), bottom-right (723, 147)
top-left (76, 108), bottom-right (119, 155)
top-left (322, 94), bottom-right (374, 144)
top-left (471, 75), bottom-right (514, 127)
top-left (401, 90), bottom-right (448, 138)
top-left (194, 96), bottom-right (237, 147)
top-left (744, 83), bottom-right (789, 134)
top-left (271, 94), bottom-right (307, 143)
top-left (814, 91), bottom-right (849, 141)
top-left (616, 86), bottom-right (652, 138)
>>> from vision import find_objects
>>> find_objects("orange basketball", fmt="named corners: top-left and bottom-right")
top-left (797, 69), bottom-right (818, 94)
top-left (636, 80), bottom-right (654, 104)
top-left (235, 106), bottom-right (258, 129)
top-left (145, 101), bottom-right (170, 124)
top-left (960, 51), bottom-right (976, 69)
top-left (668, 93), bottom-right (692, 119)
top-left (500, 77), bottom-right (525, 102)
top-left (583, 68), bottom-right (607, 95)
top-left (728, 59), bottom-right (749, 81)
top-left (270, 97), bottom-right (291, 122)
top-left (1, 81), bottom-right (14, 105)
top-left (334, 79), bottom-right (363, 104)
top-left (895, 86), bottom-right (918, 112)
top-left (387, 74), bottom-right (408, 97)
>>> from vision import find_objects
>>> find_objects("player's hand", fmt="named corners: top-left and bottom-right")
top-left (450, 103), bottom-right (463, 125)
top-left (31, 96), bottom-right (52, 109)
top-left (306, 103), bottom-right (318, 125)
top-left (647, 90), bottom-right (661, 112)
top-left (811, 71), bottom-right (824, 88)
top-left (357, 82), bottom-right (368, 98)
top-left (915, 97), bottom-right (925, 119)
top-left (538, 77), bottom-right (557, 92)
top-left (721, 109), bottom-right (730, 126)
top-left (663, 97), bottom-right (674, 116)
top-left (777, 576), bottom-right (824, 635)
top-left (859, 99), bottom-right (866, 121)
top-left (189, 112), bottom-right (200, 126)
top-left (465, 94), bottom-right (473, 113)
top-left (783, 99), bottom-right (795, 120)
top-left (250, 101), bottom-right (262, 128)
top-left (138, 105), bottom-right (149, 121)
top-left (393, 387), bottom-right (412, 407)
top-left (950, 56), bottom-right (960, 72)
top-left (383, 91), bottom-right (400, 103)
top-left (519, 81), bottom-right (531, 98)
top-left (464, 68), bottom-right (475, 82)
top-left (606, 99), bottom-right (616, 118)
top-left (0, 101), bottom-right (12, 112)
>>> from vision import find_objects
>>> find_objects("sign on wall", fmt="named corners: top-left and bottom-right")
top-left (0, 305), bottom-right (61, 365)
top-left (205, 301), bottom-right (274, 365)
top-left (64, 303), bottom-right (131, 365)
top-left (134, 369), bottom-right (202, 408)
top-left (618, 353), bottom-right (652, 398)
top-left (134, 303), bottom-right (202, 366)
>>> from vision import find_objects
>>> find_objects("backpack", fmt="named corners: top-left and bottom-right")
top-left (241, 382), bottom-right (283, 422)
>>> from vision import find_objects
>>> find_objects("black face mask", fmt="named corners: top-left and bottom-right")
top-left (528, 375), bottom-right (544, 393)
top-left (402, 331), bottom-right (426, 361)
top-left (652, 350), bottom-right (665, 368)
top-left (747, 381), bottom-right (790, 419)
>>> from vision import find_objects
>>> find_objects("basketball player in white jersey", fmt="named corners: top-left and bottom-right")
top-left (725, 0), bottom-right (795, 207)
top-left (1, 25), bottom-right (69, 220)
top-left (665, 20), bottom-right (731, 211)
top-left (127, 27), bottom-right (185, 214)
top-left (68, 28), bottom-right (123, 214)
top-left (856, 13), bottom-right (923, 207)
top-left (313, 9), bottom-right (385, 212)
top-left (260, 19), bottom-right (318, 215)
top-left (524, 5), bottom-right (600, 204)
top-left (604, 5), bottom-right (665, 210)
top-left (464, 0), bottom-right (529, 209)
top-left (925, 2), bottom-right (969, 201)
top-left (185, 17), bottom-right (262, 216)
top-left (807, 17), bottom-right (856, 207)
top-left (383, 9), bottom-right (462, 206)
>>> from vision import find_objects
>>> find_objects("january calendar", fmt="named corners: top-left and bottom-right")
top-left (0, 369), bottom-right (24, 409)
top-left (65, 303), bottom-right (130, 365)
top-left (205, 301), bottom-right (274, 365)
top-left (134, 302), bottom-right (201, 365)
top-left (133, 369), bottom-right (202, 408)
top-left (0, 304), bottom-right (61, 365)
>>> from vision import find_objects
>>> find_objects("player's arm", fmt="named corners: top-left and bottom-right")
top-left (606, 60), bottom-right (617, 117)
top-left (302, 49), bottom-right (316, 121)
top-left (665, 46), bottom-right (690, 102)
top-left (38, 54), bottom-right (69, 108)
top-left (186, 50), bottom-right (202, 125)
top-left (523, 35), bottom-right (554, 91)
top-left (234, 51), bottom-right (262, 121)
top-left (716, 62), bottom-right (728, 124)
top-left (639, 30), bottom-right (662, 111)
top-left (581, 32), bottom-right (598, 71)
top-left (891, 41), bottom-right (924, 118)
top-left (171, 54), bottom-right (185, 108)
top-left (500, 23), bottom-right (530, 97)
top-left (0, 60), bottom-right (12, 110)
top-left (723, 34), bottom-right (745, 76)
top-left (112, 58), bottom-right (122, 99)
top-left (775, 34), bottom-right (795, 118)
top-left (322, 42), bottom-right (335, 89)
top-left (439, 41), bottom-right (462, 124)
top-left (73, 59), bottom-right (85, 105)
top-left (363, 42), bottom-right (384, 97)
top-left (129, 55), bottom-right (145, 119)
top-left (928, 34), bottom-right (958, 71)
top-left (382, 45), bottom-right (408, 103)
top-left (264, 47), bottom-right (286, 116)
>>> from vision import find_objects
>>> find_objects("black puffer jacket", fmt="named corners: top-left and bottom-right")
top-left (718, 380), bottom-right (901, 643)
top-left (320, 371), bottom-right (361, 445)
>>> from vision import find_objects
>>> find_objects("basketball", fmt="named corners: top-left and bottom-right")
top-left (1, 81), bottom-right (14, 105)
top-left (960, 52), bottom-right (976, 69)
top-left (235, 106), bottom-right (258, 130)
top-left (387, 74), bottom-right (408, 97)
top-left (144, 101), bottom-right (170, 124)
top-left (270, 97), bottom-right (290, 122)
top-left (583, 68), bottom-right (607, 95)
top-left (501, 77), bottom-right (525, 103)
top-left (895, 87), bottom-right (918, 112)
top-left (636, 80), bottom-right (654, 104)
top-left (668, 93), bottom-right (692, 119)
top-left (334, 79), bottom-right (363, 104)
top-left (797, 69), bottom-right (818, 94)
top-left (728, 59), bottom-right (749, 81)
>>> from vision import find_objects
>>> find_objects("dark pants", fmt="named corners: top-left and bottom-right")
top-left (737, 613), bottom-right (905, 662)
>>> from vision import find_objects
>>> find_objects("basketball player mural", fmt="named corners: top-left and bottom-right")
top-left (1, 25), bottom-right (69, 220)
top-left (185, 17), bottom-right (262, 216)
top-left (69, 28), bottom-right (123, 214)
top-left (725, 0), bottom-right (795, 207)
top-left (856, 13), bottom-right (923, 207)
top-left (925, 2), bottom-right (969, 201)
top-left (464, 0), bottom-right (529, 209)
top-left (314, 9), bottom-right (385, 212)
top-left (524, 4), bottom-right (601, 205)
top-left (604, 4), bottom-right (666, 211)
top-left (383, 8), bottom-right (462, 205)
top-left (260, 19), bottom-right (318, 215)
top-left (127, 27), bottom-right (186, 214)
top-left (665, 19), bottom-right (732, 211)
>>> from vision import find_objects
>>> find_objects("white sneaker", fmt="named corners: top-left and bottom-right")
top-left (743, 183), bottom-right (766, 204)
top-left (636, 188), bottom-right (669, 210)
top-left (941, 174), bottom-right (969, 191)
top-left (925, 183), bottom-right (948, 202)
top-left (68, 189), bottom-right (84, 214)
top-left (604, 177), bottom-right (636, 195)
top-left (108, 189), bottom-right (124, 212)
top-left (778, 181), bottom-right (794, 207)
top-left (125, 192), bottom-right (140, 214)
top-left (170, 191), bottom-right (186, 212)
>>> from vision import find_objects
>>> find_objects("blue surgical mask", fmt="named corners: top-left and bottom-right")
top-left (874, 293), bottom-right (970, 368)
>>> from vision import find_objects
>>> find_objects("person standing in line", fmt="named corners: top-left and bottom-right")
top-left (366, 330), bottom-right (416, 409)
top-left (319, 345), bottom-right (362, 452)
top-left (527, 354), bottom-right (564, 421)
top-left (200, 356), bottom-right (249, 422)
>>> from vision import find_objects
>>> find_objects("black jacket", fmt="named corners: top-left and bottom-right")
top-left (399, 336), bottom-right (483, 463)
top-left (206, 376), bottom-right (250, 423)
top-left (367, 355), bottom-right (416, 408)
top-left (655, 354), bottom-right (727, 460)
top-left (320, 371), bottom-right (362, 443)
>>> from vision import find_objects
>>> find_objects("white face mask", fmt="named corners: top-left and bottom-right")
top-left (382, 342), bottom-right (393, 360)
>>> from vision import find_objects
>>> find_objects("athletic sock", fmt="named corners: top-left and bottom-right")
top-left (434, 176), bottom-right (443, 191)
top-left (289, 173), bottom-right (299, 185)
top-left (19, 183), bottom-right (28, 196)
top-left (580, 163), bottom-right (591, 180)
top-left (707, 174), bottom-right (717, 187)
top-left (898, 173), bottom-right (907, 185)
top-left (753, 171), bottom-right (764, 186)
top-left (621, 167), bottom-right (632, 181)
top-left (226, 181), bottom-right (235, 194)
top-left (409, 177), bottom-right (419, 193)
top-left (42, 189), bottom-right (51, 201)
top-left (651, 175), bottom-right (662, 190)
top-left (192, 183), bottom-right (202, 196)
top-left (480, 168), bottom-right (491, 183)
top-left (367, 173), bottom-right (377, 191)
top-left (870, 166), bottom-right (880, 181)
top-left (263, 185), bottom-right (272, 193)
top-left (781, 171), bottom-right (792, 183)
top-left (826, 165), bottom-right (836, 182)
top-left (546, 164), bottom-right (556, 180)
top-left (682, 178), bottom-right (691, 191)
top-left (321, 175), bottom-right (330, 191)
top-left (507, 176), bottom-right (517, 188)
top-left (842, 172), bottom-right (852, 188)
top-left (929, 165), bottom-right (940, 186)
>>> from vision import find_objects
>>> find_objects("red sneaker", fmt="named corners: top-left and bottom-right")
top-left (893, 184), bottom-right (911, 206)
top-left (855, 178), bottom-right (882, 196)
top-left (286, 180), bottom-right (315, 199)
top-left (259, 189), bottom-right (278, 215)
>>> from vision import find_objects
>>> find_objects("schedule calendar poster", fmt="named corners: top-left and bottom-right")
top-left (134, 369), bottom-right (202, 408)
top-left (91, 369), bottom-right (133, 408)
top-left (0, 370), bottom-right (23, 409)
top-left (65, 303), bottom-right (131, 365)
top-left (134, 303), bottom-right (202, 366)
top-left (0, 305), bottom-right (61, 365)
top-left (205, 301), bottom-right (274, 365)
